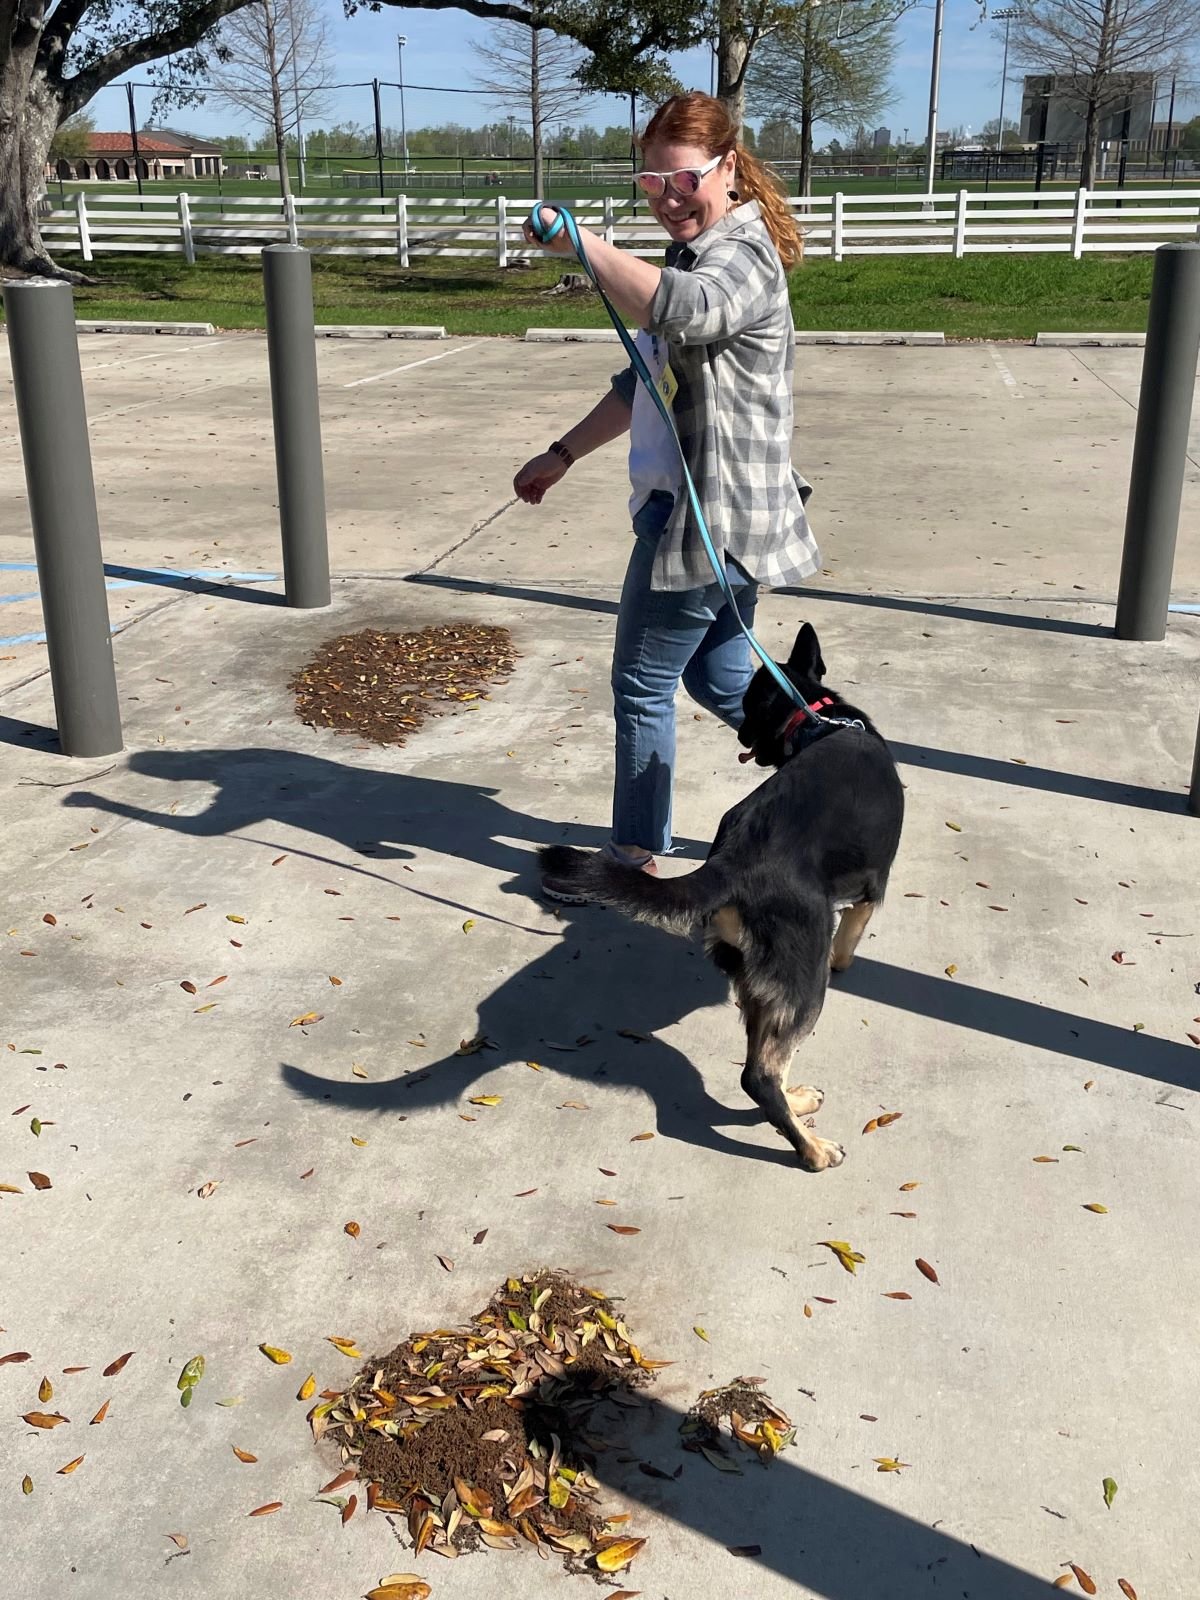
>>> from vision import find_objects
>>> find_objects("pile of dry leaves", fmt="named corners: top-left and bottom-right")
top-left (291, 624), bottom-right (517, 746)
top-left (312, 1272), bottom-right (668, 1577)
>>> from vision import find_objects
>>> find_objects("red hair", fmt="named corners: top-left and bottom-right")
top-left (641, 92), bottom-right (803, 270)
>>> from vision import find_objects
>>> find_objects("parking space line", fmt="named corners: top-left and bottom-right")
top-left (81, 339), bottom-right (230, 374)
top-left (341, 340), bottom-right (482, 389)
top-left (986, 344), bottom-right (1023, 400)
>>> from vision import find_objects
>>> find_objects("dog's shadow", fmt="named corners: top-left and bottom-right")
top-left (64, 747), bottom-right (796, 1169)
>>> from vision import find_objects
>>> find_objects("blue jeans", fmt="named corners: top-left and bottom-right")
top-left (612, 491), bottom-right (759, 854)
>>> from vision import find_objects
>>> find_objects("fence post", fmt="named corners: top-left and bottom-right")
top-left (496, 192), bottom-right (508, 268)
top-left (396, 191), bottom-right (409, 267)
top-left (954, 188), bottom-right (968, 257)
top-left (284, 191), bottom-right (299, 246)
top-left (178, 191), bottom-right (195, 265)
top-left (833, 191), bottom-right (845, 263)
top-left (1071, 187), bottom-right (1087, 258)
top-left (603, 194), bottom-right (615, 245)
top-left (74, 190), bottom-right (92, 262)
top-left (1114, 243), bottom-right (1200, 642)
top-left (0, 280), bottom-right (122, 756)
top-left (262, 246), bottom-right (331, 610)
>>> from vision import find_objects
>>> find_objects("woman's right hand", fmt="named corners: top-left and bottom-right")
top-left (513, 451), bottom-right (568, 506)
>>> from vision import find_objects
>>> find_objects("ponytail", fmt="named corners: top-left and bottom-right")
top-left (733, 147), bottom-right (804, 270)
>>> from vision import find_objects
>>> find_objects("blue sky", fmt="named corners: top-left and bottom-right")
top-left (89, 1), bottom-right (1193, 146)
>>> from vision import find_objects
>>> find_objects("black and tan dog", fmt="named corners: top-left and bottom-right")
top-left (539, 623), bottom-right (904, 1172)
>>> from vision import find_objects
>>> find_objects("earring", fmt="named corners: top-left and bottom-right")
top-left (727, 187), bottom-right (740, 202)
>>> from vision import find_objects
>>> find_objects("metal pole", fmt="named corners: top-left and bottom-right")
top-left (289, 3), bottom-right (306, 192)
top-left (372, 78), bottom-right (385, 197)
top-left (397, 35), bottom-right (409, 172)
top-left (1, 280), bottom-right (123, 756)
top-left (1189, 712), bottom-right (1200, 817)
top-left (126, 82), bottom-right (144, 200)
top-left (261, 246), bottom-right (331, 610)
top-left (1162, 75), bottom-right (1176, 180)
top-left (1115, 244), bottom-right (1200, 641)
top-left (924, 0), bottom-right (944, 199)
top-left (993, 9), bottom-right (1019, 159)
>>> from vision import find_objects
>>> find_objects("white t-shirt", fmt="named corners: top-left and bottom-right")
top-left (627, 331), bottom-right (682, 518)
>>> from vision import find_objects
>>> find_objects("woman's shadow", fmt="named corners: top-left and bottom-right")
top-left (65, 747), bottom-right (795, 1168)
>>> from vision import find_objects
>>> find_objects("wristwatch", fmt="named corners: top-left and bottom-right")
top-left (548, 439), bottom-right (574, 469)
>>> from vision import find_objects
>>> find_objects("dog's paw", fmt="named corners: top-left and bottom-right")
top-left (786, 1084), bottom-right (824, 1117)
top-left (798, 1135), bottom-right (846, 1173)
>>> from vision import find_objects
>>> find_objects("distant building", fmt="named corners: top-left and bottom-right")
top-left (47, 130), bottom-right (223, 182)
top-left (871, 126), bottom-right (892, 149)
top-left (1019, 74), bottom-right (1154, 146)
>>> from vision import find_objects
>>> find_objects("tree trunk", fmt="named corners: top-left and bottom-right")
top-left (531, 26), bottom-right (544, 197)
top-left (1080, 95), bottom-right (1099, 189)
top-left (0, 35), bottom-right (81, 278)
top-left (262, 0), bottom-right (293, 201)
top-left (715, 3), bottom-right (750, 133)
top-left (799, 8), bottom-right (815, 198)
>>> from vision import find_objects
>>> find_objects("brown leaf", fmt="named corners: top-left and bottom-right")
top-left (630, 1131), bottom-right (655, 1141)
top-left (103, 1352), bottom-right (134, 1377)
top-left (23, 1412), bottom-right (68, 1429)
top-left (320, 1470), bottom-right (357, 1494)
top-left (890, 1212), bottom-right (917, 1219)
top-left (366, 1583), bottom-right (431, 1600)
top-left (233, 1447), bottom-right (258, 1463)
top-left (28, 1171), bottom-right (52, 1190)
top-left (803, 1303), bottom-right (812, 1318)
top-left (329, 975), bottom-right (343, 986)
top-left (1118, 1581), bottom-right (1139, 1600)
top-left (607, 1224), bottom-right (641, 1235)
top-left (248, 1502), bottom-right (283, 1517)
top-left (1082, 1202), bottom-right (1108, 1214)
top-left (436, 1254), bottom-right (454, 1271)
top-left (165, 1534), bottom-right (188, 1550)
top-left (1033, 1156), bottom-right (1059, 1163)
top-left (89, 1399), bottom-right (110, 1425)
top-left (62, 1366), bottom-right (88, 1374)
top-left (341, 1494), bottom-right (358, 1525)
top-left (197, 1181), bottom-right (219, 1199)
top-left (289, 1012), bottom-right (323, 1028)
top-left (883, 1292), bottom-right (912, 1300)
top-left (344, 1221), bottom-right (361, 1238)
top-left (514, 1187), bottom-right (538, 1197)
top-left (560, 1101), bottom-right (590, 1110)
top-left (57, 1455), bottom-right (85, 1475)
top-left (1111, 951), bottom-right (1133, 965)
top-left (21, 1475), bottom-right (33, 1495)
top-left (299, 1167), bottom-right (314, 1179)
top-left (473, 1229), bottom-right (488, 1245)
top-left (180, 980), bottom-right (197, 994)
top-left (208, 975), bottom-right (228, 987)
top-left (599, 1167), bottom-right (617, 1176)
top-left (43, 912), bottom-right (58, 926)
top-left (38, 1376), bottom-right (52, 1403)
top-left (727, 1545), bottom-right (762, 1558)
top-left (596, 1198), bottom-right (618, 1205)
top-left (1068, 1565), bottom-right (1097, 1595)
top-left (916, 1258), bottom-right (939, 1284)
top-left (1, 1352), bottom-right (32, 1365)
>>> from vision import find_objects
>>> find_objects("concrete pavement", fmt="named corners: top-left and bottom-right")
top-left (2, 335), bottom-right (1199, 1600)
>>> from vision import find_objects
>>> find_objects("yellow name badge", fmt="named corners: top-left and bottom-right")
top-left (658, 363), bottom-right (678, 408)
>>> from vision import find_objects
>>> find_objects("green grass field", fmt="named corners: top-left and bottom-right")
top-left (8, 251), bottom-right (1154, 341)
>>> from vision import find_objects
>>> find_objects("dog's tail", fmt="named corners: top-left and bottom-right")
top-left (538, 846), bottom-right (730, 934)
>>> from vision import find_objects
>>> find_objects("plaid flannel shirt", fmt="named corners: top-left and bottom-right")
top-left (612, 200), bottom-right (819, 593)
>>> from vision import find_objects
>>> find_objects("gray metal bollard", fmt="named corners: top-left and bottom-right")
top-left (1115, 243), bottom-right (1200, 641)
top-left (2, 278), bottom-right (123, 757)
top-left (262, 245), bottom-right (331, 608)
top-left (1190, 713), bottom-right (1200, 817)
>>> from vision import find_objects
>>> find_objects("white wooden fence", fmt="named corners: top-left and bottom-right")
top-left (42, 187), bottom-right (1200, 265)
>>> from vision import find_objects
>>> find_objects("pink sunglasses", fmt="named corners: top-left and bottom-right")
top-left (635, 154), bottom-right (722, 198)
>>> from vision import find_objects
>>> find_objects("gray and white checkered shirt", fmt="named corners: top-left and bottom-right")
top-left (612, 200), bottom-right (819, 593)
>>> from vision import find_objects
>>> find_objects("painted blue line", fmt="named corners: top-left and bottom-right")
top-left (0, 563), bottom-right (277, 582)
top-left (0, 631), bottom-right (50, 647)
top-left (0, 590), bottom-right (40, 605)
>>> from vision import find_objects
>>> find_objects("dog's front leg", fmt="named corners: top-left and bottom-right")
top-left (740, 999), bottom-right (845, 1172)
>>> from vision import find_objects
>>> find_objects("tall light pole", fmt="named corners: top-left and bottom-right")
top-left (923, 0), bottom-right (945, 198)
top-left (289, 0), bottom-right (307, 191)
top-left (396, 34), bottom-right (409, 172)
top-left (992, 8), bottom-right (1020, 158)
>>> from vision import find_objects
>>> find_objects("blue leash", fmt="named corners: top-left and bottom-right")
top-left (528, 201), bottom-right (807, 713)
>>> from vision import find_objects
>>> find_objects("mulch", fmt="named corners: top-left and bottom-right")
top-left (317, 1272), bottom-right (667, 1575)
top-left (290, 624), bottom-right (517, 746)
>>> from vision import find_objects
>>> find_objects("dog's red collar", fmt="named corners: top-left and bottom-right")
top-left (739, 698), bottom-right (835, 763)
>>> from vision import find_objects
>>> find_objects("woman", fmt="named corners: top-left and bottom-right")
top-left (514, 91), bottom-right (818, 901)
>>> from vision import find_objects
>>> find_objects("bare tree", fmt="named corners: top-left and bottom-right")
top-left (209, 0), bottom-right (334, 197)
top-left (1007, 0), bottom-right (1200, 188)
top-left (471, 16), bottom-right (593, 193)
top-left (747, 1), bottom-right (899, 195)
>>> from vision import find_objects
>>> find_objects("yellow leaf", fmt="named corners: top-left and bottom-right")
top-left (351, 1063), bottom-right (368, 1079)
top-left (818, 1240), bottom-right (865, 1274)
top-left (525, 1060), bottom-right (544, 1071)
top-left (297, 1374), bottom-right (316, 1401)
top-left (1082, 1202), bottom-right (1108, 1214)
top-left (366, 1584), bottom-right (431, 1600)
top-left (289, 1011), bottom-right (323, 1028)
top-left (595, 1537), bottom-right (648, 1573)
top-left (469, 1095), bottom-right (502, 1107)
top-left (259, 1344), bottom-right (292, 1364)
top-left (351, 1136), bottom-right (368, 1147)
top-left (38, 1376), bottom-right (52, 1403)
top-left (693, 1326), bottom-right (709, 1341)
top-left (874, 1457), bottom-right (910, 1473)
top-left (327, 1336), bottom-right (364, 1358)
top-left (462, 919), bottom-right (476, 933)
top-left (944, 963), bottom-right (958, 977)
top-left (945, 821), bottom-right (962, 832)
top-left (226, 914), bottom-right (247, 924)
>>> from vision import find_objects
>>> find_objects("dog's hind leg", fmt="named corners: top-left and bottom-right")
top-left (831, 901), bottom-right (874, 972)
top-left (740, 998), bottom-right (844, 1172)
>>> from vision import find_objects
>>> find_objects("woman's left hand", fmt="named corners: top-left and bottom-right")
top-left (522, 206), bottom-right (577, 257)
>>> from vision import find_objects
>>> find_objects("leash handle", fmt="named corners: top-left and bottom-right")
top-left (527, 201), bottom-right (805, 713)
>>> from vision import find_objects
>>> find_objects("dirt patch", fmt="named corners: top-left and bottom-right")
top-left (680, 1377), bottom-right (796, 1470)
top-left (290, 623), bottom-right (517, 747)
top-left (319, 1272), bottom-right (663, 1575)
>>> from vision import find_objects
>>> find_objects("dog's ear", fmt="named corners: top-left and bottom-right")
top-left (787, 622), bottom-right (826, 680)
